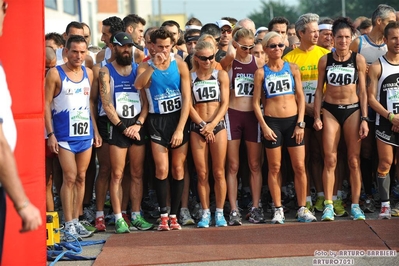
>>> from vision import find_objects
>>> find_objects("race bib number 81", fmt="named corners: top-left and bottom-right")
top-left (115, 92), bottom-right (141, 118)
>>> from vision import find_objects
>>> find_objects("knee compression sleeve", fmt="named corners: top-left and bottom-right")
top-left (377, 172), bottom-right (390, 202)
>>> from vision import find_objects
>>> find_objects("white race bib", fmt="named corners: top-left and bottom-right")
top-left (115, 92), bottom-right (141, 118)
top-left (158, 95), bottom-right (182, 114)
top-left (69, 109), bottom-right (90, 137)
top-left (193, 80), bottom-right (219, 102)
top-left (234, 76), bottom-right (254, 97)
top-left (302, 80), bottom-right (317, 104)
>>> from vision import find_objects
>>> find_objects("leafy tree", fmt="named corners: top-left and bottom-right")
top-left (297, 0), bottom-right (398, 20)
top-left (249, 0), bottom-right (300, 28)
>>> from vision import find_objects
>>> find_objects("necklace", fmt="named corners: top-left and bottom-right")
top-left (65, 63), bottom-right (80, 75)
top-left (367, 35), bottom-right (383, 50)
top-left (335, 50), bottom-right (350, 62)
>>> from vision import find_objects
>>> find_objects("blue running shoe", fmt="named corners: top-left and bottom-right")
top-left (351, 204), bottom-right (366, 220)
top-left (215, 212), bottom-right (227, 227)
top-left (197, 212), bottom-right (211, 228)
top-left (297, 206), bottom-right (317, 222)
top-left (321, 204), bottom-right (335, 221)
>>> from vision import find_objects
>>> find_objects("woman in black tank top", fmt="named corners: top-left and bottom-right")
top-left (313, 17), bottom-right (369, 221)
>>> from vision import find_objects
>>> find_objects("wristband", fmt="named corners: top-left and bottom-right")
top-left (47, 132), bottom-right (54, 138)
top-left (148, 61), bottom-right (156, 70)
top-left (15, 199), bottom-right (29, 212)
top-left (387, 112), bottom-right (392, 119)
top-left (115, 121), bottom-right (127, 132)
top-left (389, 113), bottom-right (395, 123)
top-left (199, 121), bottom-right (207, 128)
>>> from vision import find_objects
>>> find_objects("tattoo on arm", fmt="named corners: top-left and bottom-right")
top-left (99, 70), bottom-right (117, 121)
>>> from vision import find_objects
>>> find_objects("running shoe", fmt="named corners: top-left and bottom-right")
top-left (378, 206), bottom-right (391, 219)
top-left (228, 209), bottom-right (242, 226)
top-left (82, 206), bottom-right (96, 224)
top-left (95, 216), bottom-right (106, 232)
top-left (321, 204), bottom-right (335, 221)
top-left (74, 221), bottom-right (94, 238)
top-left (62, 225), bottom-right (82, 242)
top-left (297, 206), bottom-right (317, 222)
top-left (179, 208), bottom-right (195, 225)
top-left (80, 220), bottom-right (97, 233)
top-left (130, 214), bottom-right (153, 231)
top-left (306, 201), bottom-right (315, 215)
top-left (248, 207), bottom-right (265, 223)
top-left (215, 212), bottom-right (227, 227)
top-left (362, 197), bottom-right (376, 213)
top-left (333, 199), bottom-right (348, 217)
top-left (314, 196), bottom-right (325, 212)
top-left (351, 204), bottom-right (366, 220)
top-left (169, 216), bottom-right (182, 230)
top-left (157, 215), bottom-right (170, 231)
top-left (115, 217), bottom-right (130, 234)
top-left (197, 212), bottom-right (211, 228)
top-left (271, 207), bottom-right (285, 224)
top-left (391, 202), bottom-right (399, 217)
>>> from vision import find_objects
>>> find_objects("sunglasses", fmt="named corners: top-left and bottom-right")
top-left (195, 54), bottom-right (215, 61)
top-left (267, 43), bottom-right (285, 49)
top-left (235, 42), bottom-right (254, 51)
top-left (221, 28), bottom-right (232, 34)
top-left (2, 1), bottom-right (7, 14)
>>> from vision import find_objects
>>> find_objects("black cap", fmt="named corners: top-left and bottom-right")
top-left (112, 32), bottom-right (133, 46)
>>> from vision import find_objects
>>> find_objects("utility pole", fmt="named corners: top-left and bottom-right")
top-left (342, 0), bottom-right (346, 17)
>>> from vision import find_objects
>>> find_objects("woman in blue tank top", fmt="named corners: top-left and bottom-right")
top-left (253, 31), bottom-right (316, 224)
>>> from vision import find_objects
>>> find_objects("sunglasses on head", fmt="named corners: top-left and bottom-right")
top-left (267, 43), bottom-right (285, 49)
top-left (195, 54), bottom-right (215, 61)
top-left (221, 28), bottom-right (232, 34)
top-left (235, 42), bottom-right (254, 51)
top-left (2, 1), bottom-right (7, 14)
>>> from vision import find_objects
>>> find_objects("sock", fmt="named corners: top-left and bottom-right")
top-left (122, 211), bottom-right (127, 214)
top-left (131, 211), bottom-right (140, 220)
top-left (377, 173), bottom-right (390, 202)
top-left (203, 209), bottom-right (210, 217)
top-left (96, 211), bottom-right (104, 218)
top-left (306, 196), bottom-right (312, 204)
top-left (351, 203), bottom-right (359, 208)
top-left (65, 220), bottom-right (74, 230)
top-left (216, 208), bottom-right (223, 213)
top-left (317, 192), bottom-right (325, 197)
top-left (332, 195), bottom-right (337, 201)
top-left (381, 201), bottom-right (390, 207)
top-left (324, 200), bottom-right (333, 205)
top-left (155, 178), bottom-right (168, 214)
top-left (337, 190), bottom-right (342, 198)
top-left (114, 213), bottom-right (122, 221)
top-left (72, 218), bottom-right (79, 225)
top-left (170, 179), bottom-right (184, 215)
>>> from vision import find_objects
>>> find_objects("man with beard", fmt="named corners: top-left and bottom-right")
top-left (99, 32), bottom-right (152, 233)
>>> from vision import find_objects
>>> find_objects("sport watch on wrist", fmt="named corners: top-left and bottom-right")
top-left (135, 120), bottom-right (143, 127)
top-left (361, 116), bottom-right (370, 122)
top-left (297, 122), bottom-right (306, 129)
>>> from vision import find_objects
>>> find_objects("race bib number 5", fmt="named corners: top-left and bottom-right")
top-left (158, 95), bottom-right (182, 114)
top-left (234, 76), bottom-right (254, 97)
top-left (115, 92), bottom-right (141, 118)
top-left (69, 109), bottom-right (90, 137)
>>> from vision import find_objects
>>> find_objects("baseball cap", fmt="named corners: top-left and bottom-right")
top-left (112, 32), bottom-right (134, 46)
top-left (255, 27), bottom-right (268, 36)
top-left (215, 20), bottom-right (232, 29)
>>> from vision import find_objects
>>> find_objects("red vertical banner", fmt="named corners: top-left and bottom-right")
top-left (0, 0), bottom-right (46, 265)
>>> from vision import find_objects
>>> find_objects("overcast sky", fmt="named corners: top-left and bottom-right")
top-left (153, 0), bottom-right (299, 25)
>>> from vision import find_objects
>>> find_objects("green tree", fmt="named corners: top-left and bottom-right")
top-left (249, 0), bottom-right (300, 28)
top-left (298, 0), bottom-right (398, 20)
